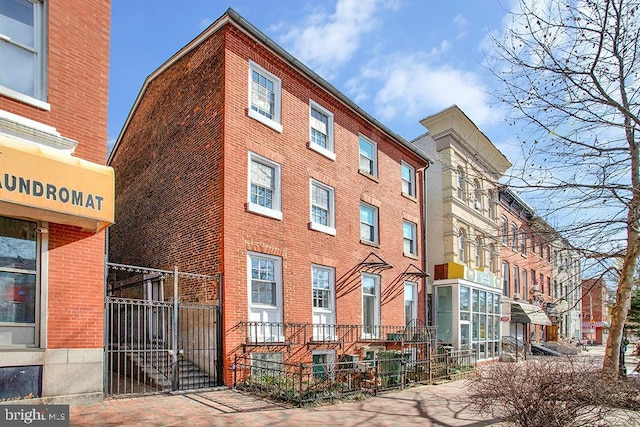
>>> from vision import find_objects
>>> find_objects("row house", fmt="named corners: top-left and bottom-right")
top-left (412, 106), bottom-right (511, 361)
top-left (108, 9), bottom-right (431, 387)
top-left (581, 278), bottom-right (609, 344)
top-left (0, 0), bottom-right (114, 403)
top-left (498, 188), bottom-right (582, 346)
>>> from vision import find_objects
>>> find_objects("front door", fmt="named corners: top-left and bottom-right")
top-left (248, 253), bottom-right (283, 342)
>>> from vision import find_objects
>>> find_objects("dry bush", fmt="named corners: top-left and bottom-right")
top-left (466, 357), bottom-right (640, 427)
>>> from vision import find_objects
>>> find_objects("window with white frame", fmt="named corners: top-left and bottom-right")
top-left (473, 179), bottom-right (481, 210)
top-left (360, 203), bottom-right (378, 243)
top-left (359, 135), bottom-right (377, 176)
top-left (248, 61), bottom-right (282, 132)
top-left (309, 101), bottom-right (335, 159)
top-left (404, 281), bottom-right (417, 324)
top-left (458, 229), bottom-right (466, 262)
top-left (456, 167), bottom-right (465, 199)
top-left (362, 273), bottom-right (380, 338)
top-left (502, 261), bottom-right (510, 297)
top-left (522, 269), bottom-right (528, 300)
top-left (520, 230), bottom-right (527, 255)
top-left (511, 223), bottom-right (518, 250)
top-left (0, 216), bottom-right (39, 346)
top-left (310, 179), bottom-right (335, 235)
top-left (513, 265), bottom-right (520, 295)
top-left (249, 254), bottom-right (279, 306)
top-left (248, 152), bottom-right (282, 220)
top-left (401, 162), bottom-right (415, 197)
top-left (403, 220), bottom-right (417, 256)
top-left (312, 265), bottom-right (333, 310)
top-left (0, 0), bottom-right (46, 104)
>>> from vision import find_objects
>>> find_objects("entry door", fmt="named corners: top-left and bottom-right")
top-left (248, 253), bottom-right (283, 342)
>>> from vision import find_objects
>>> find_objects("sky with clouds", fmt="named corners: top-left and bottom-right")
top-left (109, 0), bottom-right (516, 148)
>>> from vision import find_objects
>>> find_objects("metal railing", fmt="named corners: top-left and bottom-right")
top-left (233, 347), bottom-right (476, 406)
top-left (238, 322), bottom-right (436, 346)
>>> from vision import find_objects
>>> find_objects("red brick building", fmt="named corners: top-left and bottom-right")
top-left (498, 188), bottom-right (552, 345)
top-left (108, 9), bottom-right (430, 386)
top-left (0, 0), bottom-right (114, 403)
top-left (581, 278), bottom-right (609, 344)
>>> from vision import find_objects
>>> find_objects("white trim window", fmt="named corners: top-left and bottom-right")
top-left (358, 135), bottom-right (377, 177)
top-left (403, 220), bottom-right (417, 256)
top-left (248, 61), bottom-right (282, 132)
top-left (487, 190), bottom-right (494, 220)
top-left (247, 253), bottom-right (283, 343)
top-left (249, 255), bottom-right (278, 306)
top-left (0, 216), bottom-right (40, 347)
top-left (248, 152), bottom-right (282, 220)
top-left (501, 216), bottom-right (509, 245)
top-left (359, 203), bottom-right (378, 243)
top-left (310, 179), bottom-right (336, 235)
top-left (309, 101), bottom-right (335, 160)
top-left (0, 0), bottom-right (46, 105)
top-left (401, 162), bottom-right (415, 197)
top-left (311, 265), bottom-right (336, 341)
top-left (362, 273), bottom-right (380, 338)
top-left (456, 167), bottom-right (465, 200)
top-left (404, 281), bottom-right (418, 324)
top-left (458, 229), bottom-right (466, 263)
top-left (511, 223), bottom-right (518, 250)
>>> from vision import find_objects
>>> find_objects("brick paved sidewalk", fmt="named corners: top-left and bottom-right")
top-left (70, 380), bottom-right (501, 427)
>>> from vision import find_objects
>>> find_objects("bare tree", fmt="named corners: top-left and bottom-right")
top-left (489, 0), bottom-right (640, 377)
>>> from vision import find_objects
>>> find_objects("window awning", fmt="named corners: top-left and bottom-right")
top-left (0, 134), bottom-right (114, 232)
top-left (511, 302), bottom-right (552, 326)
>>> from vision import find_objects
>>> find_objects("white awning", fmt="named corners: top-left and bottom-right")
top-left (511, 302), bottom-right (552, 326)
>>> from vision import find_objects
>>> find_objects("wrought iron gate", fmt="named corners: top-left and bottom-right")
top-left (104, 263), bottom-right (222, 396)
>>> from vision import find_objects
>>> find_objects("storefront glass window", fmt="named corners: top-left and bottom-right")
top-left (436, 286), bottom-right (452, 343)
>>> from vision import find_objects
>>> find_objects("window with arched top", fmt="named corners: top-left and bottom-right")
top-left (475, 236), bottom-right (484, 267)
top-left (458, 229), bottom-right (466, 262)
top-left (456, 167), bottom-right (465, 200)
top-left (489, 243), bottom-right (495, 272)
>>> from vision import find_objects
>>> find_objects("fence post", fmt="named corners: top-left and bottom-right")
top-left (171, 266), bottom-right (179, 391)
top-left (374, 359), bottom-right (379, 396)
top-left (233, 354), bottom-right (237, 388)
top-left (298, 363), bottom-right (304, 407)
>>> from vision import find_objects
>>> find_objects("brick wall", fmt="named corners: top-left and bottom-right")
top-left (110, 21), bottom-right (427, 385)
top-left (0, 0), bottom-right (110, 164)
top-left (0, 0), bottom-right (111, 351)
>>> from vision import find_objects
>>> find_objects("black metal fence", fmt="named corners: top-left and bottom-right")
top-left (233, 348), bottom-right (477, 406)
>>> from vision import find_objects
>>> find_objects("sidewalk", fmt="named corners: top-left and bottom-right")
top-left (69, 345), bottom-right (632, 427)
top-left (70, 379), bottom-right (498, 426)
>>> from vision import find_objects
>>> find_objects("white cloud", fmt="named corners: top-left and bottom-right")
top-left (429, 39), bottom-right (450, 57)
top-left (356, 54), bottom-right (502, 128)
top-left (278, 0), bottom-right (391, 78)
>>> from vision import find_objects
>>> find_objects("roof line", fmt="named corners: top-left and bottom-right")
top-left (109, 8), bottom-right (432, 165)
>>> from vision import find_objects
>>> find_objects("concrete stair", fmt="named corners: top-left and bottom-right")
top-left (127, 351), bottom-right (217, 391)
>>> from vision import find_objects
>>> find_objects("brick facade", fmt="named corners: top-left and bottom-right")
top-left (109, 13), bottom-right (429, 386)
top-left (0, 0), bottom-right (111, 403)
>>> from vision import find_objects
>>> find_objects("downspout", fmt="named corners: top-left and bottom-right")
top-left (422, 162), bottom-right (431, 325)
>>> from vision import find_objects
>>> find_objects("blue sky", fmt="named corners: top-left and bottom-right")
top-left (109, 0), bottom-right (515, 149)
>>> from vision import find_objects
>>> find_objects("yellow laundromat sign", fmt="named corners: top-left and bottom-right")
top-left (0, 136), bottom-right (114, 231)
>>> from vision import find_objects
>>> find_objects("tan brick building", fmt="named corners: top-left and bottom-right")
top-left (108, 9), bottom-right (431, 386)
top-left (0, 0), bottom-right (114, 403)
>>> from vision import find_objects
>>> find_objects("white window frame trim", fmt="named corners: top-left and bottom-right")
top-left (404, 280), bottom-right (418, 324)
top-left (403, 220), bottom-right (417, 256)
top-left (361, 272), bottom-right (381, 339)
top-left (247, 252), bottom-right (283, 309)
top-left (247, 61), bottom-right (282, 133)
top-left (359, 202), bottom-right (379, 244)
top-left (401, 162), bottom-right (416, 197)
top-left (308, 100), bottom-right (336, 161)
top-left (358, 134), bottom-right (378, 177)
top-left (311, 264), bottom-right (335, 313)
top-left (309, 179), bottom-right (336, 236)
top-left (247, 151), bottom-right (283, 220)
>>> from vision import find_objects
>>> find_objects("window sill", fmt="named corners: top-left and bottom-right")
top-left (401, 192), bottom-right (417, 203)
top-left (403, 252), bottom-right (419, 260)
top-left (358, 170), bottom-right (379, 183)
top-left (248, 109), bottom-right (283, 133)
top-left (307, 142), bottom-right (336, 161)
top-left (0, 86), bottom-right (50, 111)
top-left (309, 222), bottom-right (336, 236)
top-left (246, 203), bottom-right (283, 220)
top-left (360, 239), bottom-right (380, 248)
